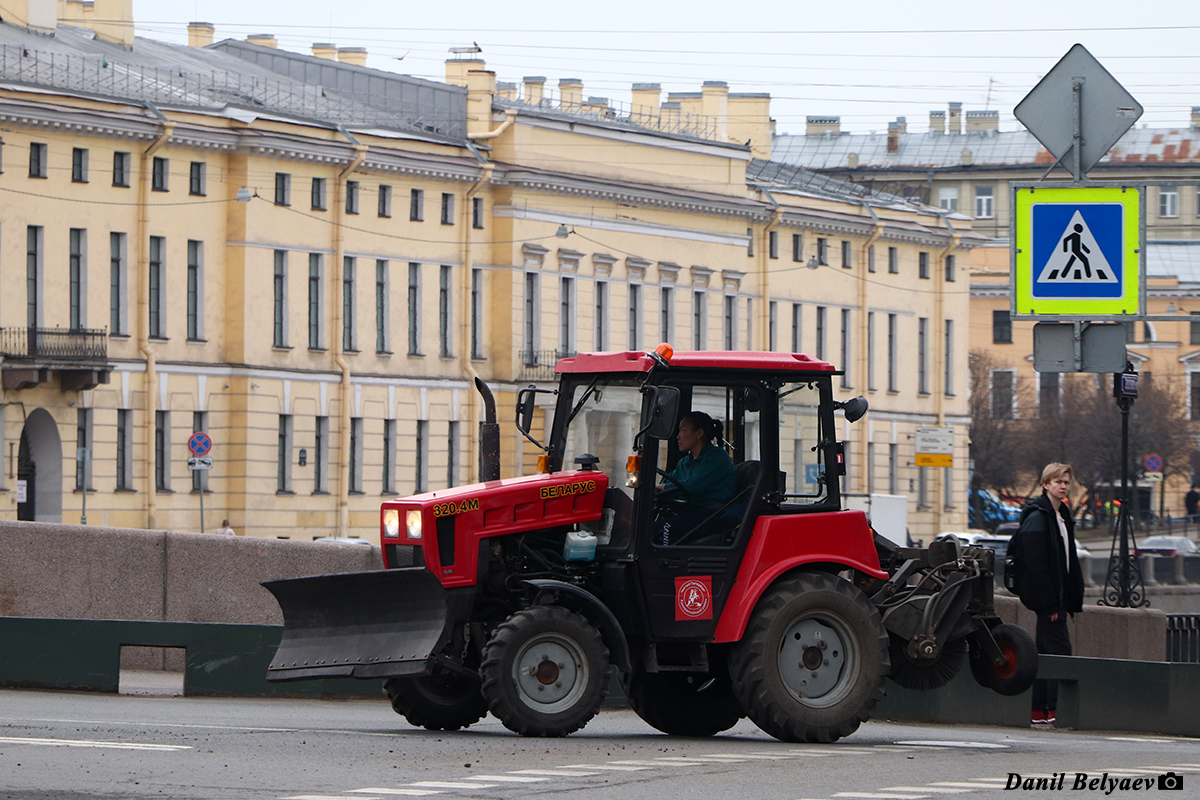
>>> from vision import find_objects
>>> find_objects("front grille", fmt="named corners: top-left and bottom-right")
top-left (385, 544), bottom-right (425, 569)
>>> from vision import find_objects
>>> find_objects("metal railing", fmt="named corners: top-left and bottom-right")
top-left (497, 89), bottom-right (721, 141)
top-left (517, 349), bottom-right (574, 382)
top-left (1167, 614), bottom-right (1200, 663)
top-left (0, 327), bottom-right (107, 362)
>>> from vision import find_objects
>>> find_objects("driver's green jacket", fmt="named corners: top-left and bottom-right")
top-left (664, 444), bottom-right (736, 507)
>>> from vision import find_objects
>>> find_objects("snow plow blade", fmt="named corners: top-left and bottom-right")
top-left (262, 568), bottom-right (450, 682)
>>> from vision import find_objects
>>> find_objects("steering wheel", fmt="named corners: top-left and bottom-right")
top-left (655, 468), bottom-right (692, 503)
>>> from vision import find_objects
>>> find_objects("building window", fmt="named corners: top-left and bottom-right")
top-left (348, 417), bottom-right (363, 494)
top-left (274, 250), bottom-right (288, 348)
top-left (918, 467), bottom-right (929, 509)
top-left (745, 298), bottom-right (753, 350)
top-left (152, 156), bottom-right (168, 191)
top-left (69, 228), bottom-right (86, 330)
top-left (868, 244), bottom-right (876, 273)
top-left (277, 415), bottom-right (293, 493)
top-left (841, 240), bottom-right (852, 269)
top-left (975, 186), bottom-right (994, 219)
top-left (1160, 187), bottom-right (1179, 218)
top-left (1039, 371), bottom-right (1061, 417)
top-left (382, 419), bottom-right (396, 494)
top-left (888, 442), bottom-right (898, 495)
top-left (26, 226), bottom-right (42, 328)
top-left (560, 277), bottom-right (575, 355)
top-left (815, 306), bottom-right (826, 361)
top-left (792, 233), bottom-right (803, 262)
top-left (472, 196), bottom-right (484, 229)
top-left (867, 441), bottom-right (875, 493)
top-left (110, 233), bottom-right (127, 336)
top-left (308, 253), bottom-right (323, 350)
top-left (746, 227), bottom-right (754, 257)
top-left (840, 309), bottom-right (851, 388)
top-left (376, 260), bottom-right (389, 354)
top-left (887, 246), bottom-right (898, 274)
top-left (155, 410), bottom-right (170, 491)
top-left (75, 408), bottom-right (92, 491)
top-left (342, 256), bottom-right (357, 351)
top-left (867, 312), bottom-right (876, 391)
top-left (72, 147), bottom-right (88, 183)
top-left (471, 268), bottom-right (484, 359)
top-left (991, 370), bottom-right (1015, 419)
top-left (311, 177), bottom-right (327, 211)
top-left (191, 411), bottom-right (208, 494)
top-left (944, 319), bottom-right (955, 397)
top-left (314, 416), bottom-right (330, 493)
top-left (918, 317), bottom-right (929, 394)
top-left (660, 286), bottom-right (674, 343)
top-left (945, 254), bottom-right (956, 282)
top-left (149, 236), bottom-right (165, 339)
top-left (112, 151), bottom-right (130, 187)
top-left (887, 314), bottom-right (898, 392)
top-left (441, 192), bottom-right (455, 225)
top-left (116, 409), bottom-right (132, 491)
top-left (346, 180), bottom-right (360, 215)
top-left (817, 237), bottom-right (829, 266)
top-left (919, 251), bottom-right (930, 279)
top-left (692, 290), bottom-right (706, 349)
top-left (595, 281), bottom-right (609, 350)
top-left (791, 303), bottom-right (801, 352)
top-left (274, 172), bottom-right (291, 206)
top-left (944, 466), bottom-right (955, 510)
top-left (409, 263), bottom-right (422, 355)
top-left (768, 230), bottom-right (778, 259)
top-left (1191, 312), bottom-right (1200, 345)
top-left (938, 187), bottom-right (958, 212)
top-left (439, 265), bottom-right (452, 357)
top-left (415, 420), bottom-right (428, 493)
top-left (447, 421), bottom-right (460, 488)
top-left (723, 295), bottom-right (738, 350)
top-left (28, 142), bottom-right (46, 178)
top-left (410, 188), bottom-right (424, 221)
top-left (189, 162), bottom-right (206, 196)
top-left (768, 301), bottom-right (778, 350)
top-left (1192, 373), bottom-right (1200, 420)
top-left (187, 240), bottom-right (204, 341)
top-left (992, 309), bottom-right (1012, 344)
top-left (378, 184), bottom-right (392, 218)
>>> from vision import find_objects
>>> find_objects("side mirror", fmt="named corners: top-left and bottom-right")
top-left (516, 387), bottom-right (537, 434)
top-left (644, 385), bottom-right (681, 439)
top-left (837, 396), bottom-right (869, 423)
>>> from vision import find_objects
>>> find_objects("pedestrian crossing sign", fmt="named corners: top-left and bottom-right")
top-left (1013, 185), bottom-right (1141, 316)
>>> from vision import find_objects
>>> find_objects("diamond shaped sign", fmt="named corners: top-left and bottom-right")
top-left (1014, 44), bottom-right (1142, 177)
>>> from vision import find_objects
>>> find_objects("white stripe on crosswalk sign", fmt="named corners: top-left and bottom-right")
top-left (1036, 210), bottom-right (1117, 285)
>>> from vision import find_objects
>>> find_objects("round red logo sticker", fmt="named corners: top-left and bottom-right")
top-left (676, 577), bottom-right (712, 620)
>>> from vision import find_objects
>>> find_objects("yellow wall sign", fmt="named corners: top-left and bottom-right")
top-left (1013, 185), bottom-right (1141, 316)
top-left (915, 454), bottom-right (953, 468)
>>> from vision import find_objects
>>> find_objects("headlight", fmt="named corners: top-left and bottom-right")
top-left (406, 510), bottom-right (423, 539)
top-left (383, 509), bottom-right (400, 539)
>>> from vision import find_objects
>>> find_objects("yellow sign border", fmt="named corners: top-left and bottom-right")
top-left (1013, 185), bottom-right (1141, 316)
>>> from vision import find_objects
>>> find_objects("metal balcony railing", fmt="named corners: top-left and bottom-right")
top-left (0, 327), bottom-right (108, 362)
top-left (517, 349), bottom-right (574, 382)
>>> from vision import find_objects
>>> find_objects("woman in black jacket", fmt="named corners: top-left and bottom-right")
top-left (1013, 462), bottom-right (1084, 728)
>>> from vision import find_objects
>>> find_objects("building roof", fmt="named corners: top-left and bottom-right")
top-left (772, 126), bottom-right (1200, 172)
top-left (1148, 242), bottom-right (1200, 283)
top-left (747, 158), bottom-right (906, 203)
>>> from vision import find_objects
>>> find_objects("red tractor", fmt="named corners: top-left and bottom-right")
top-left (264, 346), bottom-right (1036, 742)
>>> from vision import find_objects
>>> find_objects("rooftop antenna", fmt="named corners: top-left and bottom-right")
top-left (985, 77), bottom-right (996, 109)
top-left (449, 44), bottom-right (483, 59)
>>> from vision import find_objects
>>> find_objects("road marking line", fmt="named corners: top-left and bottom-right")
top-left (881, 789), bottom-right (972, 794)
top-left (894, 741), bottom-right (1008, 750)
top-left (509, 769), bottom-right (600, 777)
top-left (834, 793), bottom-right (929, 799)
top-left (0, 735), bottom-right (190, 751)
top-left (287, 796), bottom-right (398, 800)
top-left (464, 776), bottom-right (549, 783)
top-left (346, 790), bottom-right (443, 796)
top-left (407, 782), bottom-right (496, 789)
top-left (559, 764), bottom-right (650, 771)
top-left (609, 760), bottom-right (704, 767)
top-left (929, 783), bottom-right (1004, 789)
top-left (701, 753), bottom-right (796, 760)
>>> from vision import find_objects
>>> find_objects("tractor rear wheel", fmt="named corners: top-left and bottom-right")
top-left (384, 670), bottom-right (489, 731)
top-left (480, 605), bottom-right (609, 737)
top-left (624, 669), bottom-right (743, 737)
top-left (968, 623), bottom-right (1037, 696)
top-left (887, 634), bottom-right (967, 691)
top-left (729, 572), bottom-right (889, 743)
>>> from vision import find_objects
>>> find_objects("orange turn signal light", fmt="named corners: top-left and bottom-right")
top-left (626, 455), bottom-right (642, 473)
top-left (537, 454), bottom-right (550, 473)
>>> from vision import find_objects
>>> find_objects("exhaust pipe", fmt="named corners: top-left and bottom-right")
top-left (475, 377), bottom-right (500, 482)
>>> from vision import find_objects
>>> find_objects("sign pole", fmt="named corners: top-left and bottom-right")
top-left (199, 480), bottom-right (205, 534)
top-left (1070, 77), bottom-right (1084, 183)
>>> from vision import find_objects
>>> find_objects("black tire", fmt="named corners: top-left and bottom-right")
top-left (384, 671), bottom-right (489, 731)
top-left (968, 623), bottom-right (1038, 696)
top-left (480, 605), bottom-right (609, 737)
top-left (887, 635), bottom-right (967, 691)
top-left (624, 669), bottom-right (743, 737)
top-left (728, 572), bottom-right (889, 743)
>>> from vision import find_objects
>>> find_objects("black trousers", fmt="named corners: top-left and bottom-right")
top-left (1032, 611), bottom-right (1072, 713)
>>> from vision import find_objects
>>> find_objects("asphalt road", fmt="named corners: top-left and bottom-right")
top-left (1, 688), bottom-right (1196, 800)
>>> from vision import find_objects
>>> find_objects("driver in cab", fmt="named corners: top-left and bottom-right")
top-left (658, 411), bottom-right (736, 520)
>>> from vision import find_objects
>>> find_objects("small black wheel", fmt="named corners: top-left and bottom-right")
top-left (480, 606), bottom-right (609, 737)
top-left (887, 634), bottom-right (967, 691)
top-left (624, 669), bottom-right (743, 737)
top-left (968, 623), bottom-right (1037, 697)
top-left (729, 571), bottom-right (889, 743)
top-left (384, 670), bottom-right (489, 731)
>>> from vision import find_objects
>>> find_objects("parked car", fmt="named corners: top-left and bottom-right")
top-left (968, 489), bottom-right (1022, 530)
top-left (1134, 536), bottom-right (1199, 557)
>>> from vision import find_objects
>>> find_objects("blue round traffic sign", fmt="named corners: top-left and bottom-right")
top-left (188, 432), bottom-right (212, 457)
top-left (1144, 454), bottom-right (1162, 472)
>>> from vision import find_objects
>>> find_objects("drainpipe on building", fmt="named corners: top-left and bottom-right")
top-left (933, 214), bottom-right (960, 533)
top-left (467, 108), bottom-right (517, 141)
top-left (461, 142), bottom-right (494, 481)
top-left (138, 103), bottom-right (175, 530)
top-left (859, 201), bottom-right (885, 497)
top-left (332, 126), bottom-right (368, 537)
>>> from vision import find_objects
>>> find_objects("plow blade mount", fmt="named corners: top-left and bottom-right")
top-left (263, 568), bottom-right (450, 682)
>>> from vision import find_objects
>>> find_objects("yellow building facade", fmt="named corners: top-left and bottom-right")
top-left (0, 11), bottom-right (978, 542)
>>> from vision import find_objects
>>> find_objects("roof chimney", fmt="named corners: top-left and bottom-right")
top-left (246, 33), bottom-right (278, 49)
top-left (61, 0), bottom-right (88, 24)
top-left (559, 78), bottom-right (583, 108)
top-left (444, 57), bottom-right (484, 87)
top-left (886, 122), bottom-right (901, 154)
top-left (337, 47), bottom-right (367, 67)
top-left (894, 116), bottom-right (907, 134)
top-left (497, 81), bottom-right (518, 101)
top-left (92, 0), bottom-right (134, 48)
top-left (701, 81), bottom-right (729, 140)
top-left (188, 22), bottom-right (215, 47)
top-left (1192, 106), bottom-right (1200, 129)
top-left (13, 0), bottom-right (57, 33)
top-left (523, 76), bottom-right (546, 105)
top-left (948, 102), bottom-right (962, 134)
top-left (631, 82), bottom-right (662, 111)
top-left (929, 109), bottom-right (945, 133)
top-left (806, 115), bottom-right (841, 136)
top-left (965, 110), bottom-right (999, 133)
top-left (728, 92), bottom-right (773, 160)
top-left (312, 43), bottom-right (338, 60)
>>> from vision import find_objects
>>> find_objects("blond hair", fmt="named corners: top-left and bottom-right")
top-left (1040, 462), bottom-right (1073, 485)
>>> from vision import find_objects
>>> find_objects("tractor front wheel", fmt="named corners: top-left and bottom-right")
top-left (384, 670), bottom-right (489, 731)
top-left (729, 572), bottom-right (889, 743)
top-left (480, 605), bottom-right (609, 737)
top-left (624, 669), bottom-right (743, 737)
